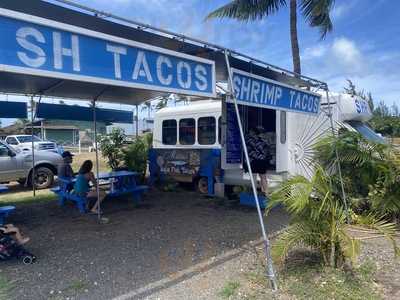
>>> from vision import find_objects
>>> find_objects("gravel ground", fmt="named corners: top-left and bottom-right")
top-left (359, 237), bottom-right (400, 299)
top-left (1, 188), bottom-right (289, 300)
top-left (145, 232), bottom-right (400, 300)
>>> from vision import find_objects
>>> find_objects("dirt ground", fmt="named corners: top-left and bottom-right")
top-left (0, 187), bottom-right (289, 300)
top-left (145, 235), bottom-right (400, 300)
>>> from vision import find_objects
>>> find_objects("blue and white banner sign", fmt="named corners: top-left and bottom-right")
top-left (230, 68), bottom-right (321, 115)
top-left (0, 8), bottom-right (216, 97)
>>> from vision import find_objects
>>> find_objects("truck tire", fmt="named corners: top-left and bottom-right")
top-left (28, 167), bottom-right (54, 189)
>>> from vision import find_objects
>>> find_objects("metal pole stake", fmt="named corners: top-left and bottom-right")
top-left (92, 100), bottom-right (102, 221)
top-left (224, 50), bottom-right (278, 291)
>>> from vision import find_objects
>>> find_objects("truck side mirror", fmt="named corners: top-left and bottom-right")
top-left (8, 150), bottom-right (16, 157)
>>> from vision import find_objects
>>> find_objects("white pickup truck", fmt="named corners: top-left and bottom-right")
top-left (0, 140), bottom-right (62, 189)
top-left (5, 135), bottom-right (58, 153)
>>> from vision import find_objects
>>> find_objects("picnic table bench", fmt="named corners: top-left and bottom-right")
top-left (0, 185), bottom-right (15, 225)
top-left (51, 171), bottom-right (148, 213)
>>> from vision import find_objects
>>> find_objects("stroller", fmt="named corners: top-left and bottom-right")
top-left (0, 231), bottom-right (36, 264)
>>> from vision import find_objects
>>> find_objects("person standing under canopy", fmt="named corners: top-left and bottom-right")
top-left (244, 126), bottom-right (271, 196)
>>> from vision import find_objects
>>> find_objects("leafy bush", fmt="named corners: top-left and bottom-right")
top-left (268, 166), bottom-right (399, 268)
top-left (123, 133), bottom-right (152, 179)
top-left (98, 128), bottom-right (126, 170)
top-left (314, 130), bottom-right (400, 219)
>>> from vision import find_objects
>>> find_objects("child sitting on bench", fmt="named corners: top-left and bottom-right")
top-left (74, 160), bottom-right (106, 214)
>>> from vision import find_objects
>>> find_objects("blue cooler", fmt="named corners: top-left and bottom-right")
top-left (239, 192), bottom-right (267, 209)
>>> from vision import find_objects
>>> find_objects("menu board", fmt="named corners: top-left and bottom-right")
top-left (226, 103), bottom-right (242, 164)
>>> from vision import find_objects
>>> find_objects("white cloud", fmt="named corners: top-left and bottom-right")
top-left (331, 37), bottom-right (363, 71)
top-left (301, 37), bottom-right (400, 103)
top-left (331, 3), bottom-right (350, 20)
top-left (302, 44), bottom-right (328, 59)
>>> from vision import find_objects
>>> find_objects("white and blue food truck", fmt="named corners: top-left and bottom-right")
top-left (149, 92), bottom-right (382, 196)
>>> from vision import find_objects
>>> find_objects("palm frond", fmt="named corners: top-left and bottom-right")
top-left (272, 223), bottom-right (323, 263)
top-left (206, 0), bottom-right (287, 21)
top-left (353, 213), bottom-right (400, 257)
top-left (299, 0), bottom-right (335, 39)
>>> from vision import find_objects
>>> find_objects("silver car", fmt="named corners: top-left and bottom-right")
top-left (0, 140), bottom-right (63, 189)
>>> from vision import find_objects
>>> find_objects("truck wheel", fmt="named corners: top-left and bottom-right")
top-left (196, 177), bottom-right (209, 194)
top-left (29, 167), bottom-right (54, 189)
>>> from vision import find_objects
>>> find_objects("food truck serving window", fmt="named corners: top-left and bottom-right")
top-left (179, 118), bottom-right (195, 145)
top-left (162, 120), bottom-right (177, 145)
top-left (198, 117), bottom-right (216, 145)
top-left (347, 120), bottom-right (386, 144)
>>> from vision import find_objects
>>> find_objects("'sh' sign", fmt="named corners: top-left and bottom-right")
top-left (0, 8), bottom-right (216, 97)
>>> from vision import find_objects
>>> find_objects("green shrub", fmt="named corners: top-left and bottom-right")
top-left (98, 128), bottom-right (126, 170)
top-left (314, 130), bottom-right (400, 219)
top-left (123, 135), bottom-right (150, 179)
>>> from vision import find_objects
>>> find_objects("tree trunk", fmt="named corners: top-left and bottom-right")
top-left (290, 0), bottom-right (301, 75)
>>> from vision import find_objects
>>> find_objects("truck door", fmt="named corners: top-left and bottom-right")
top-left (0, 143), bottom-right (20, 181)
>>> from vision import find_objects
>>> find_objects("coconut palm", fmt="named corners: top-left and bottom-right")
top-left (207, 0), bottom-right (335, 74)
top-left (268, 166), bottom-right (399, 267)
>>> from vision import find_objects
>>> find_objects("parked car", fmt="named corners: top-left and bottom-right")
top-left (5, 135), bottom-right (58, 153)
top-left (0, 140), bottom-right (62, 189)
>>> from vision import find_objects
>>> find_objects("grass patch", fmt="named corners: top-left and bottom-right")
top-left (0, 275), bottom-right (13, 300)
top-left (219, 281), bottom-right (240, 299)
top-left (280, 264), bottom-right (380, 300)
top-left (0, 189), bottom-right (56, 206)
top-left (246, 251), bottom-right (381, 300)
top-left (71, 152), bottom-right (109, 174)
top-left (64, 279), bottom-right (88, 293)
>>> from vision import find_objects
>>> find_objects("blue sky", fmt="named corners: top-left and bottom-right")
top-left (2, 0), bottom-right (399, 128)
top-left (72, 0), bottom-right (399, 105)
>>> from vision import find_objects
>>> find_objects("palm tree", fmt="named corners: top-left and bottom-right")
top-left (207, 0), bottom-right (335, 75)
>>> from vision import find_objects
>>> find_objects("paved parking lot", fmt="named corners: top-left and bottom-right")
top-left (2, 188), bottom-right (288, 300)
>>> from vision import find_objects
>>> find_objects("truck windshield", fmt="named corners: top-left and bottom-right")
top-left (16, 136), bottom-right (42, 143)
top-left (346, 121), bottom-right (386, 144)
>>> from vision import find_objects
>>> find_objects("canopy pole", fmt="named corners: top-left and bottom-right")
top-left (30, 96), bottom-right (36, 197)
top-left (135, 104), bottom-right (139, 138)
top-left (92, 99), bottom-right (102, 221)
top-left (223, 50), bottom-right (278, 291)
top-left (325, 90), bottom-right (349, 222)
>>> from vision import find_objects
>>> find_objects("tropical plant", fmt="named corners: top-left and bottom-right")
top-left (207, 0), bottom-right (335, 74)
top-left (314, 130), bottom-right (400, 219)
top-left (98, 127), bottom-right (126, 170)
top-left (123, 134), bottom-right (152, 180)
top-left (267, 166), bottom-right (399, 267)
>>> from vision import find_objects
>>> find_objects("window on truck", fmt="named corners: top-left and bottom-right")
top-left (179, 118), bottom-right (195, 145)
top-left (162, 119), bottom-right (177, 145)
top-left (198, 117), bottom-right (216, 145)
top-left (6, 137), bottom-right (18, 145)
